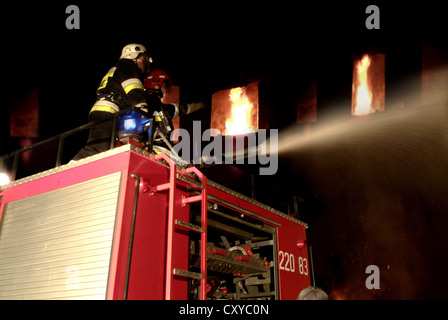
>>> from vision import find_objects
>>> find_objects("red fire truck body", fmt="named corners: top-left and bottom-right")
top-left (0, 145), bottom-right (310, 300)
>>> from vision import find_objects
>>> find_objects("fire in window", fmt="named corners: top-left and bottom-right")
top-left (352, 53), bottom-right (385, 116)
top-left (211, 82), bottom-right (259, 136)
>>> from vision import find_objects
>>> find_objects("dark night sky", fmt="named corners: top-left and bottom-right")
top-left (1, 1), bottom-right (448, 299)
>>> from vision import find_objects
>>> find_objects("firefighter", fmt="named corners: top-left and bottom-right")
top-left (144, 69), bottom-right (177, 139)
top-left (72, 43), bottom-right (152, 161)
top-left (144, 69), bottom-right (206, 140)
top-left (142, 69), bottom-right (208, 161)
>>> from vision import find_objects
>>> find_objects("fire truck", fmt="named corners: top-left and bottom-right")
top-left (0, 110), bottom-right (318, 300)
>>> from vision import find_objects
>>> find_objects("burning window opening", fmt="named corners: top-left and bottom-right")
top-left (352, 53), bottom-right (385, 116)
top-left (211, 83), bottom-right (259, 136)
top-left (226, 87), bottom-right (257, 135)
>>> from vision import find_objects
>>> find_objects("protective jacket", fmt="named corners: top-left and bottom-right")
top-left (72, 59), bottom-right (148, 161)
top-left (91, 59), bottom-right (148, 114)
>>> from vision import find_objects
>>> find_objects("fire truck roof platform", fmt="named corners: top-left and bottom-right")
top-left (0, 144), bottom-right (308, 229)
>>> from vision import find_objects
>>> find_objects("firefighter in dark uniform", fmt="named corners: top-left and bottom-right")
top-left (72, 43), bottom-right (152, 161)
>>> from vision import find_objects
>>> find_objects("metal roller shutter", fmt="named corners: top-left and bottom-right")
top-left (0, 172), bottom-right (122, 300)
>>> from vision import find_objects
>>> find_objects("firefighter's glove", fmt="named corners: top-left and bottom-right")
top-left (186, 102), bottom-right (207, 115)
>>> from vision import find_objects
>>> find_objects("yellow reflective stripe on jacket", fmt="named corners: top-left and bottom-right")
top-left (90, 100), bottom-right (120, 114)
top-left (90, 106), bottom-right (118, 113)
top-left (121, 78), bottom-right (144, 94)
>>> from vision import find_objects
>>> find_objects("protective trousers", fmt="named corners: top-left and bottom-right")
top-left (72, 111), bottom-right (114, 161)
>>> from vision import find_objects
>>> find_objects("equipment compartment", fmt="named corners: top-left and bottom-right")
top-left (188, 201), bottom-right (278, 300)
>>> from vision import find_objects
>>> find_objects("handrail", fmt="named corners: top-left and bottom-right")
top-left (0, 106), bottom-right (148, 181)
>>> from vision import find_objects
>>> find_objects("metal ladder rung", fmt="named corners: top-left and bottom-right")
top-left (173, 268), bottom-right (204, 280)
top-left (176, 173), bottom-right (205, 189)
top-left (175, 219), bottom-right (205, 233)
top-left (182, 194), bottom-right (203, 206)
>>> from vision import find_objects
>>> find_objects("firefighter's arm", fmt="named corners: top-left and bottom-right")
top-left (135, 102), bottom-right (149, 113)
top-left (185, 102), bottom-right (207, 115)
top-left (160, 101), bottom-right (206, 119)
top-left (177, 102), bottom-right (207, 117)
top-left (116, 60), bottom-right (148, 109)
top-left (126, 85), bottom-right (148, 110)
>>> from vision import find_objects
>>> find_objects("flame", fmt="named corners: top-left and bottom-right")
top-left (225, 87), bottom-right (256, 135)
top-left (353, 55), bottom-right (374, 116)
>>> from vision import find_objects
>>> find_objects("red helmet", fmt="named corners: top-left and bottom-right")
top-left (144, 69), bottom-right (170, 90)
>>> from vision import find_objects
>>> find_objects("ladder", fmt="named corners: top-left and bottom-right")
top-left (151, 153), bottom-right (208, 300)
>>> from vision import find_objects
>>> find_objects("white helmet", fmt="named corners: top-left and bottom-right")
top-left (120, 43), bottom-right (152, 61)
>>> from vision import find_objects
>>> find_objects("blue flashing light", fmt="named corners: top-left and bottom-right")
top-left (124, 118), bottom-right (137, 131)
top-left (118, 110), bottom-right (144, 140)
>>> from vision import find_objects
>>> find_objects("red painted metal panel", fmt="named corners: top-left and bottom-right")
top-left (106, 164), bottom-right (140, 300)
top-left (276, 220), bottom-right (311, 299)
top-left (123, 151), bottom-right (190, 300)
